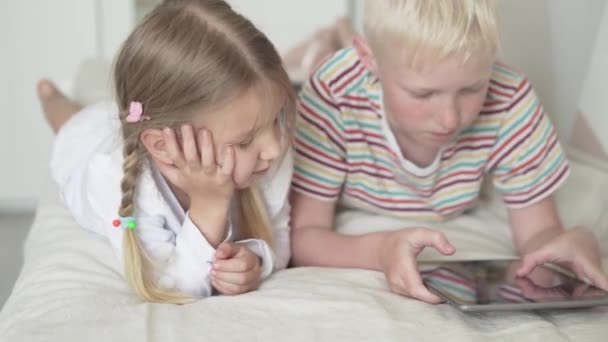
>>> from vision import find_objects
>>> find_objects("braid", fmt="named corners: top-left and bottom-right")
top-left (119, 136), bottom-right (192, 304)
top-left (118, 137), bottom-right (142, 217)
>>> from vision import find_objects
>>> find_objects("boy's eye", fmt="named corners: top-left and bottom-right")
top-left (411, 91), bottom-right (434, 99)
top-left (461, 87), bottom-right (483, 94)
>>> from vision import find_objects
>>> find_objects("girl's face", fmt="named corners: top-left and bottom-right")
top-left (195, 86), bottom-right (284, 188)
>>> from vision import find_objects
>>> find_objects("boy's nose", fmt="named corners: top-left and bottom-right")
top-left (438, 101), bottom-right (461, 132)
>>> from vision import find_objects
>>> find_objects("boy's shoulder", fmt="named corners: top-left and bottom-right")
top-left (310, 47), bottom-right (373, 99)
top-left (487, 62), bottom-right (530, 102)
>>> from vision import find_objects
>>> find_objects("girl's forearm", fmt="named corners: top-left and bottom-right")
top-left (188, 198), bottom-right (231, 247)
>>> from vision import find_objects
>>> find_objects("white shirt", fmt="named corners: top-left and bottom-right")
top-left (51, 102), bottom-right (292, 298)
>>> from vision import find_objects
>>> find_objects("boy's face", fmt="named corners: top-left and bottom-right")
top-left (361, 40), bottom-right (494, 152)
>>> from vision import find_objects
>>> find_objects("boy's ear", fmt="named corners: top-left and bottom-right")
top-left (140, 128), bottom-right (173, 164)
top-left (353, 36), bottom-right (379, 75)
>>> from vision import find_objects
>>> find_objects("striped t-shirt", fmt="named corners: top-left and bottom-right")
top-left (293, 48), bottom-right (569, 221)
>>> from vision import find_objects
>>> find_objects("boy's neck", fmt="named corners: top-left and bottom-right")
top-left (394, 135), bottom-right (441, 168)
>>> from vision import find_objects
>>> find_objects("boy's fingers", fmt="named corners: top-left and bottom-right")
top-left (410, 229), bottom-right (456, 256)
top-left (517, 250), bottom-right (550, 278)
top-left (401, 258), bottom-right (442, 304)
top-left (579, 259), bottom-right (608, 290)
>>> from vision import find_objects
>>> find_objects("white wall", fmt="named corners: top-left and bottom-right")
top-left (0, 0), bottom-right (604, 211)
top-left (579, 3), bottom-right (608, 147)
top-left (500, 0), bottom-right (606, 138)
top-left (0, 0), bottom-right (99, 210)
top-left (228, 0), bottom-right (348, 54)
top-left (0, 0), bottom-right (348, 211)
top-left (352, 0), bottom-right (606, 138)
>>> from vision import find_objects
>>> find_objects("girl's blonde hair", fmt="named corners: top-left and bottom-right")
top-left (363, 0), bottom-right (501, 69)
top-left (113, 0), bottom-right (295, 304)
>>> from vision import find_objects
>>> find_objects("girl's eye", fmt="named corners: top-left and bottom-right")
top-left (237, 137), bottom-right (254, 148)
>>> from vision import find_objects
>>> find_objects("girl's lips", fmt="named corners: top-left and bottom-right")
top-left (252, 167), bottom-right (269, 175)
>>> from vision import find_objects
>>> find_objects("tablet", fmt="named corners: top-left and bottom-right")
top-left (421, 260), bottom-right (608, 312)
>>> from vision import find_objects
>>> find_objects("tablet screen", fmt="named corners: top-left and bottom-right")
top-left (422, 260), bottom-right (608, 307)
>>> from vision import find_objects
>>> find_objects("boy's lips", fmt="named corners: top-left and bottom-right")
top-left (430, 131), bottom-right (455, 140)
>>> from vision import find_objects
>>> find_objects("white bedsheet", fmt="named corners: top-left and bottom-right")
top-left (1, 159), bottom-right (608, 342)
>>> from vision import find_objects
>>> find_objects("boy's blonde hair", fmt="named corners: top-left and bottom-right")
top-left (363, 0), bottom-right (500, 69)
top-left (113, 0), bottom-right (295, 304)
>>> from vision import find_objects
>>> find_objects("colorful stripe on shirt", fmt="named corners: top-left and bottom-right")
top-left (293, 48), bottom-right (569, 220)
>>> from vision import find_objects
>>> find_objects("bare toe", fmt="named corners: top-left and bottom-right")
top-left (37, 79), bottom-right (81, 133)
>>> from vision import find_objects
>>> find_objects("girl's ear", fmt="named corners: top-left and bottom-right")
top-left (140, 128), bottom-right (173, 164)
top-left (353, 36), bottom-right (379, 76)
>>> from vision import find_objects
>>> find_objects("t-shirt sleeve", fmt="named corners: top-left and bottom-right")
top-left (487, 78), bottom-right (570, 208)
top-left (292, 74), bottom-right (347, 201)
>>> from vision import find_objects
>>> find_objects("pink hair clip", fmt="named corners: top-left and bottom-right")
top-left (125, 101), bottom-right (149, 123)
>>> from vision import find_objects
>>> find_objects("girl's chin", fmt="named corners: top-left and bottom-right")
top-left (235, 172), bottom-right (267, 189)
top-left (235, 178), bottom-right (255, 189)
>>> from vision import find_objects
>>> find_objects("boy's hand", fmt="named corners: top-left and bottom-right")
top-left (517, 226), bottom-right (608, 290)
top-left (211, 242), bottom-right (262, 295)
top-left (377, 228), bottom-right (456, 303)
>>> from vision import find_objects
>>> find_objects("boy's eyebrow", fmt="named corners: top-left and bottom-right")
top-left (462, 79), bottom-right (489, 88)
top-left (406, 79), bottom-right (489, 92)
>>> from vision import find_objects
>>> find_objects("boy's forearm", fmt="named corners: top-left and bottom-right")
top-left (514, 224), bottom-right (563, 255)
top-left (291, 227), bottom-right (387, 270)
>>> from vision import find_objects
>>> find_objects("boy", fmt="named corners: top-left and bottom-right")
top-left (290, 0), bottom-right (608, 303)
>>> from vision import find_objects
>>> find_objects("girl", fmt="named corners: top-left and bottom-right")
top-left (42, 0), bottom-right (295, 304)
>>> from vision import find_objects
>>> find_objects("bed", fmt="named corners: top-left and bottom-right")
top-left (0, 151), bottom-right (607, 342)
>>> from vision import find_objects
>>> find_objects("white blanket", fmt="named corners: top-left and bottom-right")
top-left (1, 159), bottom-right (608, 342)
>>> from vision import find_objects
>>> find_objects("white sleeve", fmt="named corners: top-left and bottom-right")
top-left (237, 150), bottom-right (293, 279)
top-left (142, 213), bottom-right (233, 298)
top-left (59, 152), bottom-right (232, 299)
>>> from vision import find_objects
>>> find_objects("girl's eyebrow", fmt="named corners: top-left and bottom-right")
top-left (230, 116), bottom-right (261, 143)
top-left (230, 108), bottom-right (282, 143)
top-left (229, 127), bottom-right (256, 144)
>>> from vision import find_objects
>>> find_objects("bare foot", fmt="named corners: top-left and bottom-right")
top-left (334, 17), bottom-right (355, 47)
top-left (37, 79), bottom-right (82, 133)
